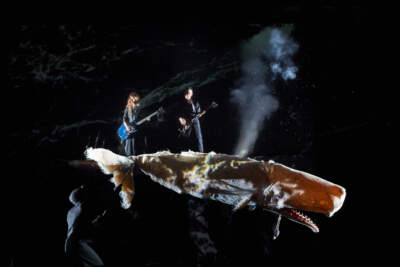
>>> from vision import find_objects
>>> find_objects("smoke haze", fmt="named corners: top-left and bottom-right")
top-left (231, 25), bottom-right (298, 156)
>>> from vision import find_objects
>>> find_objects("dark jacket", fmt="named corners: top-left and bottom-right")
top-left (180, 100), bottom-right (201, 123)
top-left (65, 184), bottom-right (119, 253)
top-left (123, 106), bottom-right (140, 128)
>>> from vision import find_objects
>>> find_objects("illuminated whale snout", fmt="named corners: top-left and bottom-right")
top-left (263, 161), bottom-right (346, 232)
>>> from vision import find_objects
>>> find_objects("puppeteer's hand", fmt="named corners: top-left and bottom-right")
top-left (179, 117), bottom-right (186, 126)
top-left (146, 117), bottom-right (151, 121)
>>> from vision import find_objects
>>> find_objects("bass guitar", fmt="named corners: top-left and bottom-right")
top-left (118, 107), bottom-right (164, 142)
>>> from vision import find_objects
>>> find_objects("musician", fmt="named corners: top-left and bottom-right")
top-left (178, 87), bottom-right (204, 152)
top-left (122, 92), bottom-right (149, 156)
top-left (178, 88), bottom-right (217, 261)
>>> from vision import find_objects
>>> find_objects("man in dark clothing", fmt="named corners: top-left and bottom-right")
top-left (65, 183), bottom-right (121, 267)
top-left (178, 87), bottom-right (204, 152)
top-left (177, 88), bottom-right (217, 264)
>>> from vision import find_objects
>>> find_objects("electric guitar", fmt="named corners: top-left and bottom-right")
top-left (118, 107), bottom-right (165, 142)
top-left (178, 101), bottom-right (218, 137)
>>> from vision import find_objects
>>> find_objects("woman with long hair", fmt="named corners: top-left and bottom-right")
top-left (122, 92), bottom-right (141, 156)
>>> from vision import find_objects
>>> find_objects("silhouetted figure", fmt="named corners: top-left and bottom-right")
top-left (65, 183), bottom-right (121, 267)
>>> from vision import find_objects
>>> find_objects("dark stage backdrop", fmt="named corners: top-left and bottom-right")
top-left (6, 7), bottom-right (393, 267)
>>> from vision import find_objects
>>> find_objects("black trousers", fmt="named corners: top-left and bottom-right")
top-left (124, 133), bottom-right (147, 156)
top-left (67, 239), bottom-right (104, 267)
top-left (124, 137), bottom-right (135, 156)
top-left (185, 119), bottom-right (204, 152)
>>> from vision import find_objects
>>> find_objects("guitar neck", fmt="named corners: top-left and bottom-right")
top-left (137, 111), bottom-right (158, 125)
top-left (197, 110), bottom-right (207, 118)
top-left (192, 104), bottom-right (215, 121)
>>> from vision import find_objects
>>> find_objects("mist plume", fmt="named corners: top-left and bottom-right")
top-left (231, 25), bottom-right (298, 157)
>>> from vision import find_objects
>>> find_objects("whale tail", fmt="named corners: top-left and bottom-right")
top-left (85, 147), bottom-right (135, 209)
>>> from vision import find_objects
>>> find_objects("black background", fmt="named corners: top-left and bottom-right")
top-left (6, 4), bottom-right (394, 267)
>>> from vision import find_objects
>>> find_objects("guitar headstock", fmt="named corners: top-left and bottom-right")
top-left (157, 107), bottom-right (166, 114)
top-left (210, 101), bottom-right (218, 109)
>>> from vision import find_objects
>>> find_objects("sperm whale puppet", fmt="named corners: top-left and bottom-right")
top-left (80, 148), bottom-right (346, 235)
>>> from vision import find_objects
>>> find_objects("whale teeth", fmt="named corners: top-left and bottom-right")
top-left (287, 208), bottom-right (318, 232)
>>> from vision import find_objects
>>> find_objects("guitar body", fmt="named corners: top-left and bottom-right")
top-left (117, 107), bottom-right (165, 142)
top-left (178, 101), bottom-right (218, 137)
top-left (178, 124), bottom-right (191, 138)
top-left (118, 124), bottom-right (137, 142)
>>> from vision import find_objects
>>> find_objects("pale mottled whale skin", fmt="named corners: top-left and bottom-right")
top-left (85, 148), bottom-right (346, 220)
